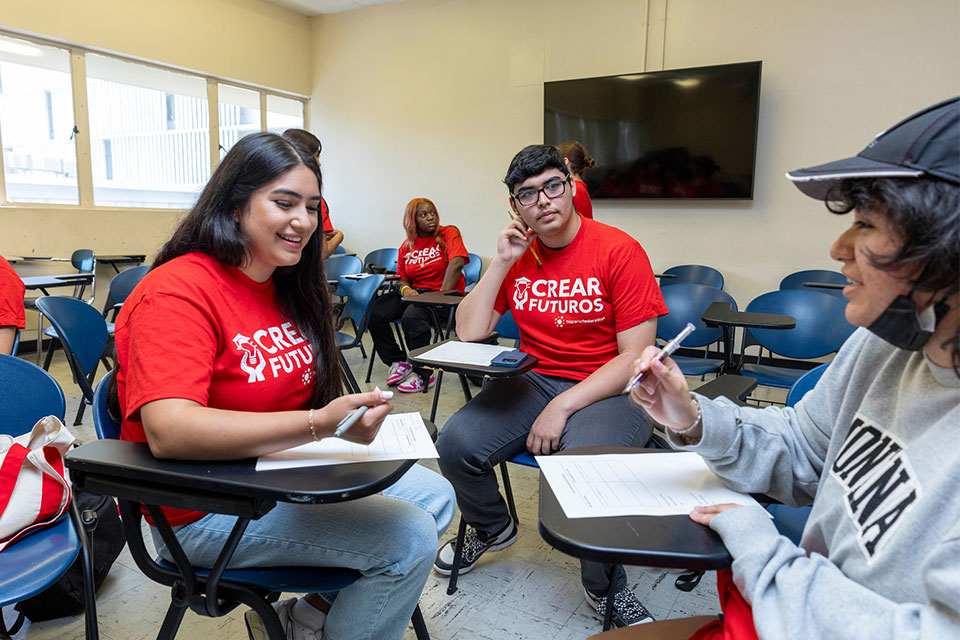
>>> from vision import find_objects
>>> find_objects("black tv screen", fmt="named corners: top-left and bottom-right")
top-left (544, 61), bottom-right (762, 200)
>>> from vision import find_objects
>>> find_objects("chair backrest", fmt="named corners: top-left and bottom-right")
top-left (333, 245), bottom-right (346, 255)
top-left (325, 255), bottom-right (363, 298)
top-left (779, 269), bottom-right (848, 298)
top-left (363, 248), bottom-right (398, 273)
top-left (104, 265), bottom-right (151, 315)
top-left (658, 284), bottom-right (738, 347)
top-left (71, 249), bottom-right (95, 273)
top-left (344, 275), bottom-right (386, 339)
top-left (92, 369), bottom-right (121, 440)
top-left (786, 362), bottom-right (830, 407)
top-left (494, 310), bottom-right (521, 346)
top-left (463, 253), bottom-right (483, 290)
top-left (661, 264), bottom-right (724, 289)
top-left (0, 354), bottom-right (66, 432)
top-left (745, 289), bottom-right (855, 359)
top-left (34, 296), bottom-right (109, 397)
top-left (11, 328), bottom-right (19, 356)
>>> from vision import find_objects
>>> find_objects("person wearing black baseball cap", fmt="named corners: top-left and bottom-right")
top-left (594, 99), bottom-right (959, 640)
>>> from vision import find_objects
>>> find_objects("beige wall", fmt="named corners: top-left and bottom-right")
top-left (310, 0), bottom-right (959, 307)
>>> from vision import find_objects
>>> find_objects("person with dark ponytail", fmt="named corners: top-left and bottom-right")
top-left (283, 128), bottom-right (344, 258)
top-left (559, 140), bottom-right (597, 219)
top-left (616, 99), bottom-right (959, 640)
top-left (113, 132), bottom-right (455, 640)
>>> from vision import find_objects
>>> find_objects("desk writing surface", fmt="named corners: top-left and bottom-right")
top-left (401, 291), bottom-right (463, 306)
top-left (408, 339), bottom-right (538, 377)
top-left (537, 447), bottom-right (731, 570)
top-left (701, 301), bottom-right (795, 330)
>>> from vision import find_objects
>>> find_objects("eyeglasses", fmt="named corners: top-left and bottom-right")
top-left (512, 177), bottom-right (569, 207)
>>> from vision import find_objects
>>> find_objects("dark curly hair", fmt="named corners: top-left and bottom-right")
top-left (826, 176), bottom-right (959, 372)
top-left (503, 144), bottom-right (570, 194)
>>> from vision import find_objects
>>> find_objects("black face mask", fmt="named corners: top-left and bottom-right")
top-left (867, 295), bottom-right (949, 351)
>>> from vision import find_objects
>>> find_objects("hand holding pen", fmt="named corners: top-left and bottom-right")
top-left (628, 323), bottom-right (702, 432)
top-left (505, 211), bottom-right (542, 266)
top-left (328, 387), bottom-right (393, 443)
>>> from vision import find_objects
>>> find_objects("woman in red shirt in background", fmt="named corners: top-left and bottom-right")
top-left (559, 140), bottom-right (596, 220)
top-left (368, 197), bottom-right (469, 393)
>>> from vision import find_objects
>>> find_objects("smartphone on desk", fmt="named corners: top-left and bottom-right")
top-left (491, 350), bottom-right (528, 367)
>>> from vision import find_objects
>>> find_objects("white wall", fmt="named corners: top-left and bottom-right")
top-left (311, 0), bottom-right (959, 307)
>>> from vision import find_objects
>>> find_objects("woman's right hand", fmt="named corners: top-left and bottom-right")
top-left (629, 346), bottom-right (699, 431)
top-left (322, 388), bottom-right (394, 445)
top-left (496, 215), bottom-right (535, 265)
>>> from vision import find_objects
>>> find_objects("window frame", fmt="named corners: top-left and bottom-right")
top-left (0, 28), bottom-right (309, 212)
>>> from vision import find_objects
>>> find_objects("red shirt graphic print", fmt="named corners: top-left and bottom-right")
top-left (397, 225), bottom-right (469, 293)
top-left (495, 217), bottom-right (666, 380)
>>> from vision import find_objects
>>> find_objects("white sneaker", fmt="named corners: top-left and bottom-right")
top-left (245, 598), bottom-right (322, 640)
top-left (397, 372), bottom-right (436, 394)
top-left (386, 362), bottom-right (413, 386)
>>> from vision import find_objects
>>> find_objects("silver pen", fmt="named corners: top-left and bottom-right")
top-left (623, 322), bottom-right (696, 394)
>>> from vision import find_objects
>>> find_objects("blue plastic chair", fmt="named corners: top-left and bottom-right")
top-left (660, 264), bottom-right (724, 289)
top-left (0, 354), bottom-right (98, 640)
top-left (333, 245), bottom-right (346, 255)
top-left (658, 284), bottom-right (738, 376)
top-left (89, 369), bottom-right (429, 639)
top-left (494, 310), bottom-right (521, 347)
top-left (36, 296), bottom-right (110, 425)
top-left (363, 248), bottom-right (399, 273)
top-left (780, 269), bottom-right (848, 299)
top-left (740, 290), bottom-right (854, 390)
top-left (325, 255), bottom-right (363, 299)
top-left (463, 253), bottom-right (483, 291)
top-left (765, 363), bottom-right (829, 544)
top-left (10, 328), bottom-right (19, 356)
top-left (336, 274), bottom-right (385, 393)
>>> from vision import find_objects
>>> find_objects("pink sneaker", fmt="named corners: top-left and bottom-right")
top-left (397, 372), bottom-right (436, 394)
top-left (386, 362), bottom-right (413, 386)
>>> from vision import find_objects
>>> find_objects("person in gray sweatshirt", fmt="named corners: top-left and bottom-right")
top-left (619, 98), bottom-right (959, 640)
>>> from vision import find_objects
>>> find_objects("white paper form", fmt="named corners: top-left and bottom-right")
top-left (536, 452), bottom-right (762, 518)
top-left (255, 412), bottom-right (438, 471)
top-left (415, 342), bottom-right (515, 366)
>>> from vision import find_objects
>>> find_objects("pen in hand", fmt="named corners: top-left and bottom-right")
top-left (334, 405), bottom-right (369, 438)
top-left (507, 211), bottom-right (542, 266)
top-left (623, 322), bottom-right (696, 394)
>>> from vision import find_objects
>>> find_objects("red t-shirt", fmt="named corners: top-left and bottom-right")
top-left (0, 256), bottom-right (26, 329)
top-left (573, 179), bottom-right (593, 220)
top-left (397, 225), bottom-right (469, 294)
top-left (494, 217), bottom-right (666, 381)
top-left (115, 252), bottom-right (316, 525)
top-left (321, 197), bottom-right (333, 234)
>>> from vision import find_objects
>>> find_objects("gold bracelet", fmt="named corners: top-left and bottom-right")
top-left (400, 285), bottom-right (411, 296)
top-left (308, 408), bottom-right (321, 442)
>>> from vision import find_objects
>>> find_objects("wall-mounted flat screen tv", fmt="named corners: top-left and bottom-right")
top-left (544, 61), bottom-right (762, 200)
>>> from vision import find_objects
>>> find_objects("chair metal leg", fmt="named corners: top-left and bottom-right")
top-left (339, 351), bottom-right (361, 393)
top-left (69, 497), bottom-right (100, 640)
top-left (428, 370), bottom-right (443, 423)
top-left (446, 517), bottom-right (468, 595)
top-left (457, 373), bottom-right (472, 403)
top-left (157, 600), bottom-right (188, 640)
top-left (601, 573), bottom-right (618, 631)
top-left (498, 462), bottom-right (519, 525)
top-left (42, 338), bottom-right (57, 371)
top-left (411, 604), bottom-right (431, 640)
top-left (365, 348), bottom-right (376, 383)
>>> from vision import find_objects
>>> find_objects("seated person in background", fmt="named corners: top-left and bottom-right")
top-left (558, 140), bottom-right (596, 219)
top-left (368, 197), bottom-right (469, 393)
top-left (113, 133), bottom-right (455, 640)
top-left (282, 128), bottom-right (344, 258)
top-left (0, 254), bottom-right (25, 355)
top-left (623, 98), bottom-right (959, 640)
top-left (434, 144), bottom-right (667, 628)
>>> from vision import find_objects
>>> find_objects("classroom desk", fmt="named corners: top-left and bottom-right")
top-left (6, 255), bottom-right (71, 263)
top-left (97, 254), bottom-right (147, 273)
top-left (701, 301), bottom-right (795, 374)
top-left (21, 273), bottom-right (95, 295)
top-left (654, 273), bottom-right (677, 279)
top-left (408, 338), bottom-right (538, 422)
top-left (802, 281), bottom-right (847, 290)
top-left (64, 421), bottom-right (436, 638)
top-left (401, 290), bottom-right (464, 340)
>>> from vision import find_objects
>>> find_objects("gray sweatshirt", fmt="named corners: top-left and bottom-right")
top-left (671, 328), bottom-right (960, 639)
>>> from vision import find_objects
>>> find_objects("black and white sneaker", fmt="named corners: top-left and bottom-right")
top-left (433, 517), bottom-right (518, 576)
top-left (584, 586), bottom-right (655, 627)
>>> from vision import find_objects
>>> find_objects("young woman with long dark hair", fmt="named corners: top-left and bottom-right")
top-left (113, 132), bottom-right (455, 640)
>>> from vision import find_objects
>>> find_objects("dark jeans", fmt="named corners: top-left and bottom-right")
top-left (368, 291), bottom-right (449, 378)
top-left (435, 370), bottom-right (654, 594)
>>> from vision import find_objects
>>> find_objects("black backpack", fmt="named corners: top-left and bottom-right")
top-left (15, 491), bottom-right (126, 622)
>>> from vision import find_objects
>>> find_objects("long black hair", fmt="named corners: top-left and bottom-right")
top-left (827, 176), bottom-right (960, 373)
top-left (150, 132), bottom-right (341, 407)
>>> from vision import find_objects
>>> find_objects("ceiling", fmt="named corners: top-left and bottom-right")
top-left (264, 0), bottom-right (403, 15)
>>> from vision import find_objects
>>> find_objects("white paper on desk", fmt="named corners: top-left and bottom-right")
top-left (536, 452), bottom-right (761, 518)
top-left (255, 412), bottom-right (438, 471)
top-left (416, 342), bottom-right (515, 366)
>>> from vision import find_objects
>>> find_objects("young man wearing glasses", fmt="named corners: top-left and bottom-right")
top-left (434, 144), bottom-right (667, 627)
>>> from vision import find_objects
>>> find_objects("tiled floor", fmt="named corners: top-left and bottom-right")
top-left (10, 336), bottom-right (787, 640)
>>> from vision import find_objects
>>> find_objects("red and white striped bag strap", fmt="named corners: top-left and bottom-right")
top-left (0, 415), bottom-right (75, 552)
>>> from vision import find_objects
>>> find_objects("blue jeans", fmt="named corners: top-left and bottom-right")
top-left (152, 464), bottom-right (455, 640)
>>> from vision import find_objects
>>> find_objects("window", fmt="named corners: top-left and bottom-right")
top-left (0, 34), bottom-right (78, 204)
top-left (218, 84), bottom-right (260, 157)
top-left (266, 94), bottom-right (304, 134)
top-left (86, 54), bottom-right (210, 208)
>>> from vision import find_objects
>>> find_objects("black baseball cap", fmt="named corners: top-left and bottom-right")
top-left (786, 97), bottom-right (959, 200)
